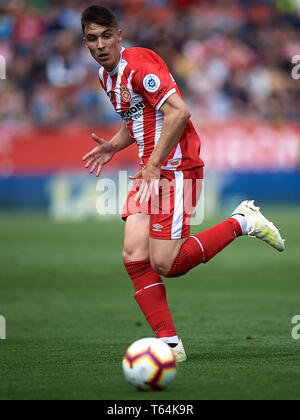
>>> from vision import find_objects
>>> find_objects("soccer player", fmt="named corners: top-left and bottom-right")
top-left (81, 6), bottom-right (285, 362)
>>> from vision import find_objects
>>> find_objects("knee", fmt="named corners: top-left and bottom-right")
top-left (122, 246), bottom-right (149, 264)
top-left (150, 257), bottom-right (171, 277)
top-left (122, 248), bottom-right (135, 263)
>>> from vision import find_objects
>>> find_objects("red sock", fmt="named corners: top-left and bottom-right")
top-left (124, 259), bottom-right (177, 338)
top-left (167, 218), bottom-right (242, 278)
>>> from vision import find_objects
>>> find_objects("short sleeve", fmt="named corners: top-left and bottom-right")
top-left (132, 59), bottom-right (177, 111)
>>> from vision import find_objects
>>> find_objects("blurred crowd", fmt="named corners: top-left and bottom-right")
top-left (0, 0), bottom-right (300, 133)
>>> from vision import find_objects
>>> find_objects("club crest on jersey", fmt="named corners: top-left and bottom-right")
top-left (120, 85), bottom-right (132, 103)
top-left (143, 74), bottom-right (161, 93)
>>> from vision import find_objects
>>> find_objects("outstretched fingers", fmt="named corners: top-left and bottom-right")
top-left (83, 133), bottom-right (105, 162)
top-left (89, 160), bottom-right (98, 174)
top-left (85, 157), bottom-right (95, 168)
top-left (88, 160), bottom-right (103, 177)
top-left (96, 164), bottom-right (103, 177)
top-left (82, 151), bottom-right (94, 162)
top-left (92, 133), bottom-right (105, 145)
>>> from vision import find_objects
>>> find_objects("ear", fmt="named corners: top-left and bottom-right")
top-left (83, 37), bottom-right (89, 48)
top-left (117, 28), bottom-right (123, 42)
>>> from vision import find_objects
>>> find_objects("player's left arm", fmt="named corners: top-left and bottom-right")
top-left (131, 93), bottom-right (191, 203)
top-left (148, 93), bottom-right (191, 169)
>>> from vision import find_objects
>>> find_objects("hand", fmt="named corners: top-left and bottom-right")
top-left (82, 133), bottom-right (116, 177)
top-left (129, 163), bottom-right (161, 204)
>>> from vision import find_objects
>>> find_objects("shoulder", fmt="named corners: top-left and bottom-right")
top-left (124, 48), bottom-right (170, 92)
top-left (123, 47), bottom-right (165, 68)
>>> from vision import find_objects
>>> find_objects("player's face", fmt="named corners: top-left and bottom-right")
top-left (84, 23), bottom-right (122, 72)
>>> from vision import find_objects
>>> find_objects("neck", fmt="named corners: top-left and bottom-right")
top-left (104, 47), bottom-right (123, 74)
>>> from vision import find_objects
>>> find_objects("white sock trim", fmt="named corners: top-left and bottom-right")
top-left (144, 282), bottom-right (164, 290)
top-left (159, 336), bottom-right (180, 345)
top-left (231, 214), bottom-right (247, 235)
top-left (191, 236), bottom-right (206, 263)
top-left (136, 282), bottom-right (164, 294)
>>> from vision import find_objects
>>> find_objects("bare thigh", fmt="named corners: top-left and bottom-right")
top-left (122, 214), bottom-right (150, 263)
top-left (149, 237), bottom-right (188, 276)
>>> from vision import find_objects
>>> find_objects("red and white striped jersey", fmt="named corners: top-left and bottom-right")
top-left (98, 47), bottom-right (204, 171)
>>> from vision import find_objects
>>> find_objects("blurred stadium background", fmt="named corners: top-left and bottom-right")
top-left (0, 0), bottom-right (299, 217)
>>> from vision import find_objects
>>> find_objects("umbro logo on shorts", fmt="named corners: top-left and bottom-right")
top-left (153, 224), bottom-right (163, 232)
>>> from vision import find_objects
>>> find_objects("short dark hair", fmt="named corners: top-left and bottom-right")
top-left (81, 5), bottom-right (118, 34)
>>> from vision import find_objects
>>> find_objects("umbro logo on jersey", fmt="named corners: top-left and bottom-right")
top-left (152, 224), bottom-right (164, 232)
top-left (119, 101), bottom-right (145, 122)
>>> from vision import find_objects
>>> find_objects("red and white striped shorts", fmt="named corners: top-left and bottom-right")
top-left (122, 167), bottom-right (203, 240)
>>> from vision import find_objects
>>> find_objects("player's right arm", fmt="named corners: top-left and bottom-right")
top-left (83, 121), bottom-right (134, 177)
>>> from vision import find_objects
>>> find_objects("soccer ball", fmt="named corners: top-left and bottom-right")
top-left (122, 338), bottom-right (177, 391)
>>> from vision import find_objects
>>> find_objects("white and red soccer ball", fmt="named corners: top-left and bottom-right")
top-left (122, 338), bottom-right (177, 391)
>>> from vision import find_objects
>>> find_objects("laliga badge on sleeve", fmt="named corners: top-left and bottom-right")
top-left (143, 74), bottom-right (161, 93)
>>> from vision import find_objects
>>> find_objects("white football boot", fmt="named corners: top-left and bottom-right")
top-left (171, 339), bottom-right (187, 363)
top-left (232, 200), bottom-right (285, 252)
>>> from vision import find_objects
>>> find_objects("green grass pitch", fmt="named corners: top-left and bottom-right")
top-left (0, 208), bottom-right (299, 400)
